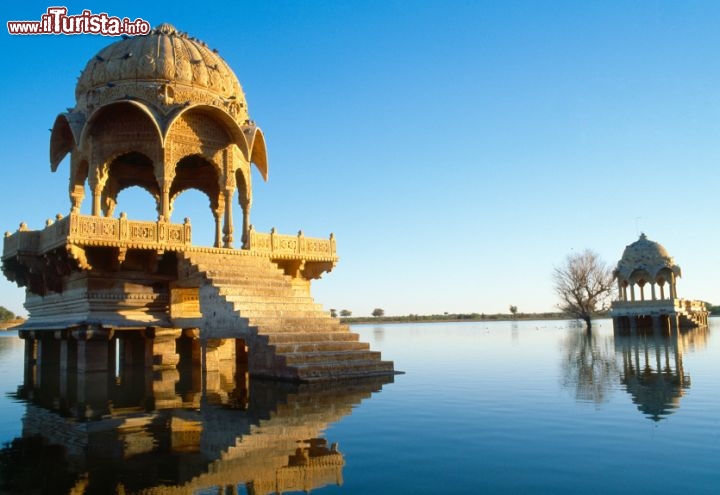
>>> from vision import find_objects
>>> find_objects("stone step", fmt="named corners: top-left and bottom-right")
top-left (204, 276), bottom-right (293, 288)
top-left (200, 267), bottom-right (288, 278)
top-left (220, 298), bottom-right (322, 312)
top-left (192, 260), bottom-right (284, 272)
top-left (185, 254), bottom-right (271, 265)
top-left (182, 253), bottom-right (396, 381)
top-left (292, 360), bottom-right (396, 381)
top-left (216, 287), bottom-right (315, 301)
top-left (271, 340), bottom-right (370, 353)
top-left (246, 317), bottom-right (343, 331)
top-left (201, 272), bottom-right (290, 284)
top-left (264, 332), bottom-right (359, 344)
top-left (236, 308), bottom-right (325, 319)
top-left (283, 350), bottom-right (382, 365)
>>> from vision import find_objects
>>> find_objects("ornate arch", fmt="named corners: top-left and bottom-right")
top-left (244, 125), bottom-right (268, 181)
top-left (164, 104), bottom-right (248, 159)
top-left (101, 151), bottom-right (160, 217)
top-left (50, 113), bottom-right (81, 171)
top-left (169, 154), bottom-right (221, 211)
top-left (79, 100), bottom-right (163, 153)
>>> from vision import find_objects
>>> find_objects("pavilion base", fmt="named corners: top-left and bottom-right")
top-left (4, 226), bottom-right (396, 382)
top-left (610, 299), bottom-right (709, 337)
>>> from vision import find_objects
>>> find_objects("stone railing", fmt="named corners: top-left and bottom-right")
top-left (3, 212), bottom-right (192, 258)
top-left (612, 298), bottom-right (708, 314)
top-left (3, 214), bottom-right (338, 265)
top-left (68, 213), bottom-right (191, 248)
top-left (246, 226), bottom-right (337, 261)
top-left (681, 299), bottom-right (708, 314)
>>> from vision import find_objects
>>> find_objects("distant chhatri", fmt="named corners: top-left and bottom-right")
top-left (610, 234), bottom-right (707, 334)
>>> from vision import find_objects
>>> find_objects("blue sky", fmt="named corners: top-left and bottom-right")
top-left (1, 1), bottom-right (719, 317)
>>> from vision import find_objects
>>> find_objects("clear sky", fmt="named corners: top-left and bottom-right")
top-left (1, 1), bottom-right (719, 317)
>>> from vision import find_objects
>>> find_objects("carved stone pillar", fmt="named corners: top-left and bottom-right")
top-left (21, 333), bottom-right (37, 389)
top-left (144, 327), bottom-right (182, 369)
top-left (214, 207), bottom-right (223, 248)
top-left (91, 186), bottom-right (103, 216)
top-left (160, 182), bottom-right (171, 221)
top-left (70, 184), bottom-right (85, 213)
top-left (223, 187), bottom-right (234, 248)
top-left (72, 326), bottom-right (113, 372)
top-left (88, 162), bottom-right (108, 217)
top-left (240, 198), bottom-right (251, 249)
top-left (59, 330), bottom-right (77, 373)
top-left (36, 334), bottom-right (63, 392)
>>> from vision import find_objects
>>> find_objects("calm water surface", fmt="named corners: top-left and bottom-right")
top-left (0, 319), bottom-right (718, 494)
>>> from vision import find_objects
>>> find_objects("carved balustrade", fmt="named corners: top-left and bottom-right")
top-left (3, 213), bottom-right (192, 259)
top-left (247, 226), bottom-right (337, 262)
top-left (4, 214), bottom-right (337, 265)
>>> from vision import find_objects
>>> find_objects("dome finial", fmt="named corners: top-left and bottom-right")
top-left (639, 232), bottom-right (647, 240)
top-left (154, 23), bottom-right (177, 36)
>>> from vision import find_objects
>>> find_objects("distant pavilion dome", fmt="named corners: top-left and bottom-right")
top-left (74, 23), bottom-right (248, 122)
top-left (610, 234), bottom-right (708, 331)
top-left (614, 233), bottom-right (681, 282)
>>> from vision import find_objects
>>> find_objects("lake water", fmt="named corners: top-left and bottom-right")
top-left (0, 319), bottom-right (718, 494)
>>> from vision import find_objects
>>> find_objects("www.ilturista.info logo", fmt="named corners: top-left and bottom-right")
top-left (7, 7), bottom-right (150, 36)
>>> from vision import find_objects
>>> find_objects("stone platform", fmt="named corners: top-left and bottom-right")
top-left (3, 213), bottom-right (396, 382)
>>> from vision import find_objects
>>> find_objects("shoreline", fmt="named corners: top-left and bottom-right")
top-left (0, 319), bottom-right (24, 330)
top-left (340, 312), bottom-right (581, 325)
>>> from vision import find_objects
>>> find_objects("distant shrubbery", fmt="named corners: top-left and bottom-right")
top-left (0, 307), bottom-right (15, 322)
top-left (707, 303), bottom-right (720, 316)
top-left (341, 311), bottom-right (567, 324)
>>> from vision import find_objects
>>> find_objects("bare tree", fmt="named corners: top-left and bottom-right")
top-left (553, 249), bottom-right (615, 331)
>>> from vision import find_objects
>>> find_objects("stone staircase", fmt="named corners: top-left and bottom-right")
top-left (179, 251), bottom-right (396, 382)
top-left (679, 313), bottom-right (704, 328)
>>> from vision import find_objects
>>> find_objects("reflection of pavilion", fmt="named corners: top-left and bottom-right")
top-left (610, 234), bottom-right (708, 335)
top-left (4, 346), bottom-right (392, 494)
top-left (614, 328), bottom-right (707, 421)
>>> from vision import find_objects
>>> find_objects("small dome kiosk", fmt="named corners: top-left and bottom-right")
top-left (610, 234), bottom-right (708, 334)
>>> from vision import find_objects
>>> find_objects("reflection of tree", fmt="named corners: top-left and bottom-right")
top-left (560, 329), bottom-right (619, 404)
top-left (0, 334), bottom-right (22, 360)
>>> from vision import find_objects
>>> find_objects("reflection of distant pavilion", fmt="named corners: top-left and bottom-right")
top-left (615, 328), bottom-right (708, 421)
top-left (610, 234), bottom-right (708, 335)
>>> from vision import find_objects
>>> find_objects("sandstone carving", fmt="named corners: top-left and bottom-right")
top-left (610, 234), bottom-right (708, 334)
top-left (3, 24), bottom-right (395, 382)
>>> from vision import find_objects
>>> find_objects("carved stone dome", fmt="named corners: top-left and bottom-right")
top-left (614, 233), bottom-right (680, 280)
top-left (74, 23), bottom-right (248, 121)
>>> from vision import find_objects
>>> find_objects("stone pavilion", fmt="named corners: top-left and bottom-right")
top-left (610, 234), bottom-right (708, 335)
top-left (2, 24), bottom-right (395, 382)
